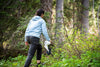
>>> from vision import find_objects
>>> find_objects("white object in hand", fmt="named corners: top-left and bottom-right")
top-left (44, 41), bottom-right (51, 51)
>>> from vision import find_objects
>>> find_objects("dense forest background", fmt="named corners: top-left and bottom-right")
top-left (0, 0), bottom-right (100, 67)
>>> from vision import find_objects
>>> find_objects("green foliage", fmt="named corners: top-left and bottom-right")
top-left (8, 15), bottom-right (34, 49)
top-left (0, 0), bottom-right (40, 46)
top-left (0, 0), bottom-right (100, 67)
top-left (0, 55), bottom-right (26, 67)
top-left (0, 34), bottom-right (100, 67)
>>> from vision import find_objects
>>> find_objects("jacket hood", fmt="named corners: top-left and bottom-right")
top-left (32, 16), bottom-right (42, 21)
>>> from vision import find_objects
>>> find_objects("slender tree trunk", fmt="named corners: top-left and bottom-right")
top-left (56, 0), bottom-right (64, 45)
top-left (92, 0), bottom-right (96, 27)
top-left (92, 0), bottom-right (95, 19)
top-left (97, 5), bottom-right (100, 36)
top-left (81, 0), bottom-right (89, 35)
top-left (0, 30), bottom-right (4, 53)
top-left (73, 0), bottom-right (75, 28)
top-left (0, 42), bottom-right (3, 52)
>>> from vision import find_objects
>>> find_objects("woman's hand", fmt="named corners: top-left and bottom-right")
top-left (50, 40), bottom-right (52, 44)
top-left (25, 42), bottom-right (29, 46)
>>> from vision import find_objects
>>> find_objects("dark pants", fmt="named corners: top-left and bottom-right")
top-left (24, 36), bottom-right (42, 67)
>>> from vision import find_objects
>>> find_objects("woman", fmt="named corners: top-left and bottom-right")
top-left (24, 9), bottom-right (51, 67)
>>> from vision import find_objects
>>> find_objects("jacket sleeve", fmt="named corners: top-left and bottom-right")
top-left (24, 32), bottom-right (27, 42)
top-left (42, 20), bottom-right (50, 41)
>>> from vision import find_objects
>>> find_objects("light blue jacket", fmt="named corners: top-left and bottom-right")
top-left (25, 16), bottom-right (50, 42)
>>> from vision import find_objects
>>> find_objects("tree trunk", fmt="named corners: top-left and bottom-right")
top-left (0, 42), bottom-right (4, 58)
top-left (92, 0), bottom-right (95, 19)
top-left (0, 42), bottom-right (3, 53)
top-left (97, 5), bottom-right (100, 36)
top-left (0, 30), bottom-right (4, 54)
top-left (81, 0), bottom-right (89, 35)
top-left (56, 0), bottom-right (64, 24)
top-left (56, 0), bottom-right (64, 45)
top-left (73, 0), bottom-right (75, 28)
top-left (40, 0), bottom-right (52, 24)
top-left (40, 0), bottom-right (53, 43)
top-left (92, 0), bottom-right (96, 27)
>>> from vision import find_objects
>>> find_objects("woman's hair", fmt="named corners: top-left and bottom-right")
top-left (36, 9), bottom-right (44, 16)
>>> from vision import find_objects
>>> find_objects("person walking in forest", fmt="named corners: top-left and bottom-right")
top-left (24, 9), bottom-right (51, 67)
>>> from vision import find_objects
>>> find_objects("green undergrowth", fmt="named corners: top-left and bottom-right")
top-left (0, 35), bottom-right (100, 67)
top-left (0, 50), bottom-right (100, 67)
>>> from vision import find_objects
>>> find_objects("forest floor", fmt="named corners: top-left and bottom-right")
top-left (0, 48), bottom-right (100, 67)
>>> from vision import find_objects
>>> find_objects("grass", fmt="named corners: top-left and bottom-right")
top-left (0, 48), bottom-right (100, 67)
